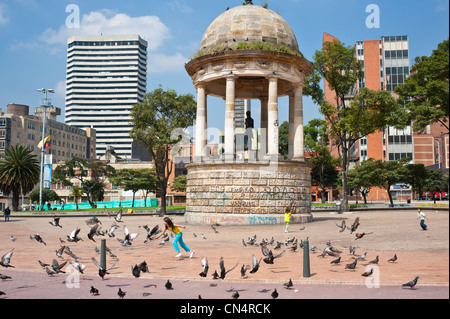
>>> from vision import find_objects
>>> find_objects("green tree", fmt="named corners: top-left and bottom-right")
top-left (395, 38), bottom-right (449, 131)
top-left (374, 158), bottom-right (409, 205)
top-left (310, 145), bottom-right (340, 203)
top-left (69, 186), bottom-right (84, 211)
top-left (130, 87), bottom-right (196, 215)
top-left (304, 118), bottom-right (328, 152)
top-left (52, 158), bottom-right (116, 209)
top-left (110, 168), bottom-right (158, 208)
top-left (304, 39), bottom-right (402, 211)
top-left (423, 169), bottom-right (448, 203)
top-left (278, 121), bottom-right (289, 160)
top-left (403, 163), bottom-right (429, 200)
top-left (347, 159), bottom-right (382, 204)
top-left (29, 189), bottom-right (60, 204)
top-left (171, 174), bottom-right (187, 193)
top-left (0, 145), bottom-right (40, 211)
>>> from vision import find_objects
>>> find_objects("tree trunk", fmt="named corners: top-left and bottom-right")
top-left (340, 148), bottom-right (350, 212)
top-left (12, 189), bottom-right (20, 212)
top-left (159, 179), bottom-right (167, 216)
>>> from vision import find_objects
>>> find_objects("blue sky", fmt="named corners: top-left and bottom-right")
top-left (0, 0), bottom-right (448, 132)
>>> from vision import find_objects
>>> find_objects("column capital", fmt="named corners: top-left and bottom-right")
top-left (267, 73), bottom-right (281, 81)
top-left (224, 72), bottom-right (238, 80)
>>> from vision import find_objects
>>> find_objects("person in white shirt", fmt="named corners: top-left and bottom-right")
top-left (417, 208), bottom-right (428, 230)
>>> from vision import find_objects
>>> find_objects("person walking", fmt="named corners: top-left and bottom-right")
top-left (284, 207), bottom-right (292, 233)
top-left (417, 208), bottom-right (428, 230)
top-left (3, 206), bottom-right (11, 222)
top-left (155, 217), bottom-right (195, 258)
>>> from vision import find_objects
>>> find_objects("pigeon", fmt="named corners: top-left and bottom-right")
top-left (45, 267), bottom-right (57, 276)
top-left (355, 232), bottom-right (373, 240)
top-left (336, 220), bottom-right (347, 232)
top-left (330, 257), bottom-right (341, 265)
top-left (49, 217), bottom-right (62, 228)
top-left (232, 290), bottom-right (240, 299)
top-left (51, 259), bottom-right (68, 274)
top-left (114, 210), bottom-right (124, 223)
top-left (0, 274), bottom-right (11, 281)
top-left (199, 257), bottom-right (209, 277)
top-left (349, 246), bottom-right (356, 255)
top-left (107, 224), bottom-right (120, 238)
top-left (402, 276), bottom-right (419, 289)
top-left (87, 224), bottom-right (101, 242)
top-left (362, 268), bottom-right (374, 277)
top-left (165, 280), bottom-right (173, 290)
top-left (119, 226), bottom-right (139, 246)
top-left (242, 239), bottom-right (247, 247)
top-left (369, 256), bottom-right (379, 264)
top-left (64, 247), bottom-right (80, 260)
top-left (249, 254), bottom-right (262, 274)
top-left (69, 260), bottom-right (85, 274)
top-left (201, 234), bottom-right (207, 240)
top-left (310, 246), bottom-right (317, 253)
top-left (261, 245), bottom-right (285, 264)
top-left (118, 288), bottom-right (126, 299)
top-left (350, 217), bottom-right (360, 234)
top-left (212, 270), bottom-right (220, 280)
top-left (86, 217), bottom-right (102, 226)
top-left (240, 264), bottom-right (249, 278)
top-left (0, 291), bottom-right (5, 296)
top-left (271, 289), bottom-right (279, 299)
top-left (38, 260), bottom-right (49, 268)
top-left (90, 286), bottom-right (99, 296)
top-left (357, 252), bottom-right (368, 260)
top-left (30, 233), bottom-right (46, 245)
top-left (284, 278), bottom-right (293, 289)
top-left (325, 246), bottom-right (341, 257)
top-left (274, 241), bottom-right (283, 250)
top-left (91, 257), bottom-right (119, 279)
top-left (388, 254), bottom-right (398, 262)
top-left (345, 259), bottom-right (358, 271)
top-left (211, 224), bottom-right (219, 233)
top-left (219, 257), bottom-right (238, 279)
top-left (10, 236), bottom-right (16, 242)
top-left (144, 225), bottom-right (160, 243)
top-left (131, 264), bottom-right (141, 278)
top-left (138, 261), bottom-right (149, 273)
top-left (55, 246), bottom-right (66, 259)
top-left (67, 228), bottom-right (83, 243)
top-left (0, 249), bottom-right (14, 268)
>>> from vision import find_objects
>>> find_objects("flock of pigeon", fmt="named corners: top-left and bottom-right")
top-left (1, 212), bottom-right (420, 298)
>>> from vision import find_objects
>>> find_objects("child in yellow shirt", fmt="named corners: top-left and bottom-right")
top-left (284, 208), bottom-right (292, 233)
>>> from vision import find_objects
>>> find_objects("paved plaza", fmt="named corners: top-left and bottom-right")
top-left (0, 209), bottom-right (448, 299)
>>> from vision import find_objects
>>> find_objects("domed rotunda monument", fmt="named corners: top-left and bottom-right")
top-left (184, 2), bottom-right (314, 225)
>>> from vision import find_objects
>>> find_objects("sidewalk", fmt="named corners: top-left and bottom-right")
top-left (0, 209), bottom-right (448, 299)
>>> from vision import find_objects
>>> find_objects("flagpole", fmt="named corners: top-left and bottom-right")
top-left (37, 88), bottom-right (54, 211)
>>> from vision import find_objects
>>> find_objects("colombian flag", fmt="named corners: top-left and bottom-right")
top-left (38, 136), bottom-right (51, 151)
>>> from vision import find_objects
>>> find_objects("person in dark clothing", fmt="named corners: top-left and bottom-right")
top-left (3, 206), bottom-right (11, 222)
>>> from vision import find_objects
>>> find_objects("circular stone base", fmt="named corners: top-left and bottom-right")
top-left (185, 212), bottom-right (313, 226)
top-left (185, 161), bottom-right (312, 225)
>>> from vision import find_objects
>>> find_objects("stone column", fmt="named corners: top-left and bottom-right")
top-left (267, 75), bottom-right (280, 158)
top-left (224, 74), bottom-right (237, 162)
top-left (288, 93), bottom-right (295, 160)
top-left (195, 83), bottom-right (207, 159)
top-left (292, 85), bottom-right (305, 161)
top-left (260, 97), bottom-right (268, 156)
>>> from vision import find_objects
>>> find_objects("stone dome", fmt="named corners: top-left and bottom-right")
top-left (200, 4), bottom-right (300, 55)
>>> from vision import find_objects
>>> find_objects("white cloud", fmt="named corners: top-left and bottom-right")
top-left (148, 52), bottom-right (188, 73)
top-left (169, 0), bottom-right (194, 14)
top-left (39, 10), bottom-right (171, 51)
top-left (0, 3), bottom-right (9, 25)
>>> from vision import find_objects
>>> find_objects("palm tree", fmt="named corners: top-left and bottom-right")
top-left (69, 186), bottom-right (84, 211)
top-left (0, 145), bottom-right (40, 211)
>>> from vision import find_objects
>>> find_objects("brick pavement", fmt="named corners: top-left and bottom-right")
top-left (0, 209), bottom-right (448, 299)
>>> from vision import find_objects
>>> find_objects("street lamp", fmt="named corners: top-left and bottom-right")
top-left (37, 88), bottom-right (54, 211)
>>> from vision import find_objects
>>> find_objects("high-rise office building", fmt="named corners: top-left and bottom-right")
top-left (323, 33), bottom-right (448, 201)
top-left (65, 35), bottom-right (148, 159)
